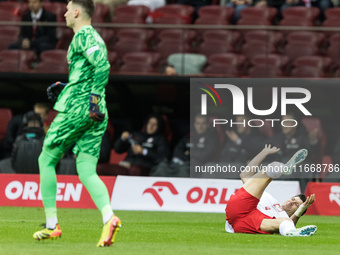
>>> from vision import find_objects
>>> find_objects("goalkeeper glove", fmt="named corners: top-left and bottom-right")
top-left (89, 93), bottom-right (105, 122)
top-left (47, 81), bottom-right (67, 102)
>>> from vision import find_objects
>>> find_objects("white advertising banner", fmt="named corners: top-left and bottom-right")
top-left (111, 176), bottom-right (300, 213)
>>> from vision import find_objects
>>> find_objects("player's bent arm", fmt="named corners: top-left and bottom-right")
top-left (86, 42), bottom-right (110, 93)
top-left (240, 150), bottom-right (267, 184)
top-left (89, 57), bottom-right (110, 95)
top-left (290, 214), bottom-right (299, 225)
top-left (240, 166), bottom-right (257, 184)
top-left (78, 33), bottom-right (110, 95)
top-left (240, 144), bottom-right (280, 184)
top-left (260, 218), bottom-right (293, 233)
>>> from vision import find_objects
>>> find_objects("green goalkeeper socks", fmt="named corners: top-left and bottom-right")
top-left (39, 148), bottom-right (113, 226)
top-left (38, 148), bottom-right (62, 219)
top-left (76, 152), bottom-right (113, 219)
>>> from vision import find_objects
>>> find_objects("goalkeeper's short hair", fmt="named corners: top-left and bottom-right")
top-left (69, 0), bottom-right (94, 18)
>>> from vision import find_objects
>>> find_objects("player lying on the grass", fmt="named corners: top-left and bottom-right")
top-left (225, 144), bottom-right (317, 236)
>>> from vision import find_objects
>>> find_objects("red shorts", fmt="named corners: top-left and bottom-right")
top-left (225, 187), bottom-right (272, 234)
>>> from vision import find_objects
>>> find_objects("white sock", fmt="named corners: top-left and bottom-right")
top-left (279, 220), bottom-right (295, 236)
top-left (103, 212), bottom-right (114, 225)
top-left (265, 162), bottom-right (285, 179)
top-left (46, 217), bottom-right (58, 229)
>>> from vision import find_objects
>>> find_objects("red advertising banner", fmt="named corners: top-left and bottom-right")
top-left (305, 182), bottom-right (340, 216)
top-left (0, 174), bottom-right (116, 209)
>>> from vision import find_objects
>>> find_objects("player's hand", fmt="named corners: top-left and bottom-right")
top-left (47, 81), bottom-right (67, 101)
top-left (294, 194), bottom-right (315, 217)
top-left (303, 194), bottom-right (315, 208)
top-left (89, 93), bottom-right (105, 122)
top-left (262, 144), bottom-right (280, 155)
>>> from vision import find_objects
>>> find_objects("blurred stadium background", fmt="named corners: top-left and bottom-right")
top-left (2, 0), bottom-right (340, 171)
top-left (1, 0), bottom-right (340, 253)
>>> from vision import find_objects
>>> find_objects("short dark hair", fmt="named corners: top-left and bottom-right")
top-left (294, 194), bottom-right (307, 216)
top-left (69, 0), bottom-right (94, 18)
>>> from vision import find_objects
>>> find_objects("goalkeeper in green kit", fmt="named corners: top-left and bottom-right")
top-left (33, 0), bottom-right (121, 247)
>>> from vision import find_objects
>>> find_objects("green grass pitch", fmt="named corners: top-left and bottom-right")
top-left (1, 206), bottom-right (340, 255)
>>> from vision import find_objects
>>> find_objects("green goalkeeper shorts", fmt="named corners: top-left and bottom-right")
top-left (43, 108), bottom-right (107, 159)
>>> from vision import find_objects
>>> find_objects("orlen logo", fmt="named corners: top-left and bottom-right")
top-left (186, 187), bottom-right (237, 204)
top-left (143, 181), bottom-right (238, 207)
top-left (143, 182), bottom-right (178, 207)
top-left (5, 181), bottom-right (83, 202)
top-left (329, 185), bottom-right (340, 206)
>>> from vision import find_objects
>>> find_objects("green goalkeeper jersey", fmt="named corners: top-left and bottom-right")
top-left (54, 25), bottom-right (110, 113)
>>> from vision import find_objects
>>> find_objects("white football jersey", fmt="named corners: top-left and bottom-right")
top-left (225, 191), bottom-right (289, 233)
